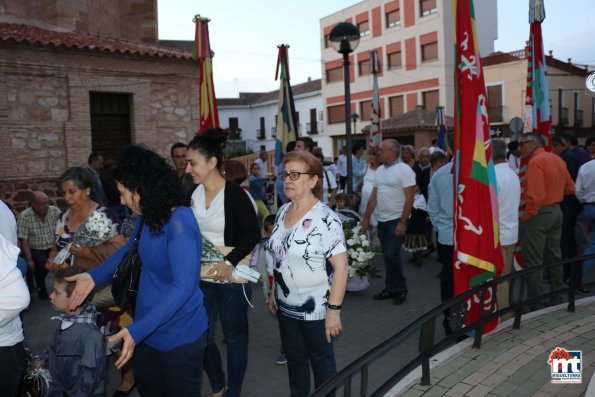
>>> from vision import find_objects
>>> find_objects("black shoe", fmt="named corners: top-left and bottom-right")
top-left (576, 287), bottom-right (591, 295)
top-left (393, 291), bottom-right (408, 305)
top-left (373, 290), bottom-right (396, 301)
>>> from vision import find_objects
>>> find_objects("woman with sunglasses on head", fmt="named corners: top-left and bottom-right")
top-left (267, 150), bottom-right (348, 397)
top-left (186, 128), bottom-right (260, 397)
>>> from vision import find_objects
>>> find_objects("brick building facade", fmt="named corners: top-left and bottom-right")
top-left (0, 1), bottom-right (199, 211)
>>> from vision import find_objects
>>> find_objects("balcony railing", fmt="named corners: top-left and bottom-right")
top-left (559, 107), bottom-right (569, 125)
top-left (271, 126), bottom-right (276, 138)
top-left (257, 128), bottom-right (266, 140)
top-left (488, 105), bottom-right (504, 123)
top-left (306, 122), bottom-right (319, 135)
top-left (574, 109), bottom-right (583, 127)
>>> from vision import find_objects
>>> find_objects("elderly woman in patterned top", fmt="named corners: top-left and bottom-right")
top-left (267, 150), bottom-right (348, 397)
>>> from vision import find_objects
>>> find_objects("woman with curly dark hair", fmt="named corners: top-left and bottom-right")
top-left (187, 128), bottom-right (260, 397)
top-left (66, 145), bottom-right (208, 397)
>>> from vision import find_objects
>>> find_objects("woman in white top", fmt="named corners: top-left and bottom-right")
top-left (0, 233), bottom-right (30, 397)
top-left (359, 154), bottom-right (379, 226)
top-left (267, 150), bottom-right (348, 397)
top-left (186, 129), bottom-right (260, 397)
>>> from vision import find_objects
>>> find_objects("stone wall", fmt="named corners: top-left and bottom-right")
top-left (0, 0), bottom-right (158, 44)
top-left (0, 177), bottom-right (65, 213)
top-left (0, 42), bottom-right (199, 207)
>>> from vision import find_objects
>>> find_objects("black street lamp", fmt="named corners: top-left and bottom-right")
top-left (351, 112), bottom-right (359, 136)
top-left (329, 22), bottom-right (360, 194)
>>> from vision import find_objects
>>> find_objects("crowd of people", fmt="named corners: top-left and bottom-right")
top-left (0, 130), bottom-right (594, 397)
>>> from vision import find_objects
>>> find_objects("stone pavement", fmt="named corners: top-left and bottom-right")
top-left (22, 250), bottom-right (595, 397)
top-left (391, 297), bottom-right (595, 397)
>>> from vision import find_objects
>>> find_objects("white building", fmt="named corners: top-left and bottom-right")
top-left (217, 78), bottom-right (334, 157)
top-left (320, 0), bottom-right (497, 151)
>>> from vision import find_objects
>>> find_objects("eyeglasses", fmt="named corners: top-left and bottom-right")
top-left (278, 171), bottom-right (314, 181)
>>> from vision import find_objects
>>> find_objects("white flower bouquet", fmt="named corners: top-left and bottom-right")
top-left (343, 220), bottom-right (379, 278)
top-left (73, 211), bottom-right (118, 247)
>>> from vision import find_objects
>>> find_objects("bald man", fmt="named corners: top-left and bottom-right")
top-left (17, 191), bottom-right (60, 299)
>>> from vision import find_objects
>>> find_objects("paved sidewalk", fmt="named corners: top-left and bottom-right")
top-left (391, 297), bottom-right (595, 397)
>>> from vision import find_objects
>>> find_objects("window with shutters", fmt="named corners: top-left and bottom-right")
top-left (388, 51), bottom-right (402, 69)
top-left (358, 59), bottom-right (370, 76)
top-left (358, 20), bottom-right (370, 37)
top-left (421, 42), bottom-right (438, 62)
top-left (360, 100), bottom-right (373, 121)
top-left (386, 9), bottom-right (401, 28)
top-left (487, 85), bottom-right (503, 122)
top-left (420, 0), bottom-right (437, 17)
top-left (389, 95), bottom-right (404, 117)
top-left (326, 67), bottom-right (343, 83)
top-left (328, 105), bottom-right (345, 124)
top-left (422, 90), bottom-right (439, 111)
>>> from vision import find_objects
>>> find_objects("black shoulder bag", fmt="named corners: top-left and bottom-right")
top-left (111, 219), bottom-right (144, 312)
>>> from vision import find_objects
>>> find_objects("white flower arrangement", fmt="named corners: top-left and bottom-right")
top-left (73, 211), bottom-right (118, 247)
top-left (343, 220), bottom-right (378, 278)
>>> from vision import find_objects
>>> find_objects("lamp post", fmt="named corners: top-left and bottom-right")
top-left (329, 22), bottom-right (360, 194)
top-left (351, 112), bottom-right (359, 136)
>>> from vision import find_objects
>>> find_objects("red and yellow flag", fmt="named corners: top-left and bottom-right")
top-left (193, 15), bottom-right (219, 134)
top-left (452, 0), bottom-right (504, 333)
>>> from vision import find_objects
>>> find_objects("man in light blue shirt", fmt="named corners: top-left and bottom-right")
top-left (351, 144), bottom-right (365, 192)
top-left (427, 151), bottom-right (453, 334)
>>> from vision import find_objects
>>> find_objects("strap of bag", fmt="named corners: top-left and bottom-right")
top-left (324, 169), bottom-right (332, 194)
top-left (132, 218), bottom-right (145, 246)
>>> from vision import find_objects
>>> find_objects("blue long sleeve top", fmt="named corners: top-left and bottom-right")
top-left (89, 206), bottom-right (207, 351)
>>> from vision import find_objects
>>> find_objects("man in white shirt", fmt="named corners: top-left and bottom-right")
top-left (254, 150), bottom-right (268, 178)
top-left (492, 139), bottom-right (521, 311)
top-left (362, 139), bottom-right (416, 304)
top-left (576, 159), bottom-right (595, 280)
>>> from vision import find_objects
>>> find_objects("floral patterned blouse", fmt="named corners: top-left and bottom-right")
top-left (266, 201), bottom-right (346, 321)
top-left (54, 207), bottom-right (120, 268)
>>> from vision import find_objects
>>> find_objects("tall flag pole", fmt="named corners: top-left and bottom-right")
top-left (452, 0), bottom-right (504, 333)
top-left (369, 49), bottom-right (382, 148)
top-left (274, 45), bottom-right (299, 168)
top-left (435, 106), bottom-right (447, 151)
top-left (193, 15), bottom-right (220, 134)
top-left (514, 0), bottom-right (552, 271)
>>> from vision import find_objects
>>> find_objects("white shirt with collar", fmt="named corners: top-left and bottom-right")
top-left (374, 162), bottom-right (416, 222)
top-left (494, 162), bottom-right (521, 246)
top-left (576, 160), bottom-right (595, 203)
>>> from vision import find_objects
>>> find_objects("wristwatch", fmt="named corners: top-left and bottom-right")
top-left (326, 303), bottom-right (342, 311)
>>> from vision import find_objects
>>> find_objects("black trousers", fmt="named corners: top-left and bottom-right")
top-left (30, 249), bottom-right (50, 295)
top-left (560, 198), bottom-right (583, 287)
top-left (437, 242), bottom-right (454, 332)
top-left (0, 341), bottom-right (25, 397)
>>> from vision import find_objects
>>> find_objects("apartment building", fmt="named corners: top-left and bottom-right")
top-left (320, 0), bottom-right (497, 151)
top-left (218, 78), bottom-right (333, 156)
top-left (483, 51), bottom-right (594, 139)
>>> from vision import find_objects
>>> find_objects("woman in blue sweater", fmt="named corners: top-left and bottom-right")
top-left (66, 145), bottom-right (207, 397)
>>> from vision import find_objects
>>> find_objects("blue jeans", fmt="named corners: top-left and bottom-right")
top-left (377, 219), bottom-right (407, 293)
top-left (582, 204), bottom-right (595, 277)
top-left (201, 282), bottom-right (251, 397)
top-left (277, 313), bottom-right (336, 397)
top-left (134, 333), bottom-right (206, 397)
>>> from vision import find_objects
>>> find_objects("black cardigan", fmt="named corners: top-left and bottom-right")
top-left (222, 180), bottom-right (261, 266)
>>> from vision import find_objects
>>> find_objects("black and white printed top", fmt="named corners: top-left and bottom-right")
top-left (267, 201), bottom-right (346, 321)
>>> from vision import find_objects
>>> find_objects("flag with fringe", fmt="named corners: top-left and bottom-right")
top-left (514, 0), bottom-right (552, 271)
top-left (274, 45), bottom-right (299, 168)
top-left (193, 15), bottom-right (219, 134)
top-left (452, 0), bottom-right (504, 333)
top-left (369, 49), bottom-right (382, 147)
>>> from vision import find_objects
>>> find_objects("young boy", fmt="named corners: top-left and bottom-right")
top-left (37, 267), bottom-right (106, 397)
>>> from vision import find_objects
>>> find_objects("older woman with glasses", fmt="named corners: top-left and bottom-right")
top-left (267, 150), bottom-right (348, 397)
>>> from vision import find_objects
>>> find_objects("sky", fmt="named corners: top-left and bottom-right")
top-left (157, 0), bottom-right (595, 98)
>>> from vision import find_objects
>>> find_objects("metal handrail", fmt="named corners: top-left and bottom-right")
top-left (310, 253), bottom-right (595, 397)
